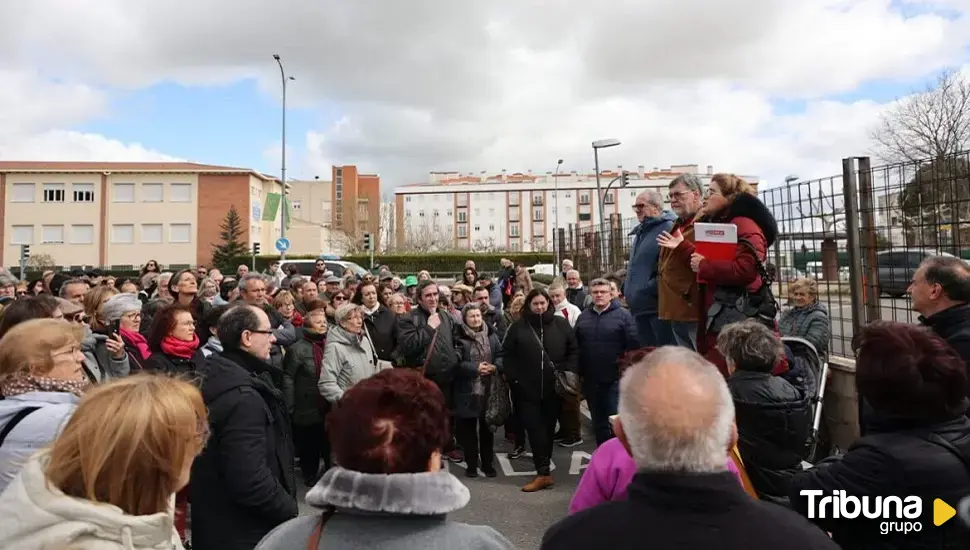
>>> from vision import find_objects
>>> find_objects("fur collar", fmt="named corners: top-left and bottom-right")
top-left (305, 466), bottom-right (470, 517)
top-left (704, 192), bottom-right (778, 247)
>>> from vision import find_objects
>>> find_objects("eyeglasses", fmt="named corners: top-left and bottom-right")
top-left (632, 203), bottom-right (647, 210)
top-left (247, 328), bottom-right (274, 335)
top-left (704, 187), bottom-right (722, 198)
top-left (333, 296), bottom-right (347, 302)
top-left (667, 191), bottom-right (690, 201)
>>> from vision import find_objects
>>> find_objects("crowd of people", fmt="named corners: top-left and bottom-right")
top-left (0, 171), bottom-right (967, 549)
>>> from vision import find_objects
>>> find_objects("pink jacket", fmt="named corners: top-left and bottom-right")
top-left (569, 438), bottom-right (746, 515)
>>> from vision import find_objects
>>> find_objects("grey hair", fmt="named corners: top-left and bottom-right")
top-left (101, 293), bottom-right (143, 322)
top-left (618, 346), bottom-right (734, 473)
top-left (589, 277), bottom-right (611, 289)
top-left (639, 190), bottom-right (665, 209)
top-left (157, 272), bottom-right (173, 283)
top-left (237, 273), bottom-right (266, 291)
top-left (566, 269), bottom-right (581, 279)
top-left (0, 274), bottom-right (17, 288)
top-left (670, 173), bottom-right (703, 195)
top-left (547, 282), bottom-right (565, 293)
top-left (716, 320), bottom-right (783, 373)
top-left (334, 302), bottom-right (363, 325)
top-left (58, 278), bottom-right (88, 297)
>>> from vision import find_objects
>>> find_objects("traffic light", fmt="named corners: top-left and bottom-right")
top-left (253, 242), bottom-right (261, 255)
top-left (620, 171), bottom-right (630, 188)
top-left (363, 233), bottom-right (373, 251)
top-left (20, 245), bottom-right (29, 260)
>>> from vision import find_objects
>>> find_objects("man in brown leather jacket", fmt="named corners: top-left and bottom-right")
top-left (656, 174), bottom-right (704, 349)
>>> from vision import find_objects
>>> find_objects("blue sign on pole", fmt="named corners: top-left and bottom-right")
top-left (275, 238), bottom-right (290, 253)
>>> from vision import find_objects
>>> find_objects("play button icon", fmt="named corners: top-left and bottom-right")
top-left (934, 498), bottom-right (956, 527)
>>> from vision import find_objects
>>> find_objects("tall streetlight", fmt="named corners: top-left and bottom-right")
top-left (552, 159), bottom-right (564, 267)
top-left (592, 138), bottom-right (621, 226)
top-left (272, 54), bottom-right (295, 259)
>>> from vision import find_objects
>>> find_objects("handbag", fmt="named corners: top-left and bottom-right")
top-left (485, 374), bottom-right (512, 427)
top-left (528, 326), bottom-right (580, 398)
top-left (706, 238), bottom-right (779, 333)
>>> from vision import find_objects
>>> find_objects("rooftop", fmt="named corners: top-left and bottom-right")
top-left (0, 161), bottom-right (281, 183)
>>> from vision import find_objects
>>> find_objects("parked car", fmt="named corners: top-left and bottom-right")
top-left (282, 259), bottom-right (369, 279)
top-left (875, 249), bottom-right (960, 297)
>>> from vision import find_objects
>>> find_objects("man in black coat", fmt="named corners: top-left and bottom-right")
top-left (541, 347), bottom-right (836, 550)
top-left (190, 305), bottom-right (298, 550)
top-left (473, 285), bottom-right (507, 337)
top-left (911, 255), bottom-right (970, 370)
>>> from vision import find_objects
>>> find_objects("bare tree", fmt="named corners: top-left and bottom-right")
top-left (400, 220), bottom-right (454, 252)
top-left (472, 237), bottom-right (498, 252)
top-left (379, 201), bottom-right (395, 252)
top-left (872, 69), bottom-right (970, 162)
top-left (796, 188), bottom-right (845, 236)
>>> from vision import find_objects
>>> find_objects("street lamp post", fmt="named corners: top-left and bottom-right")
top-left (592, 139), bottom-right (621, 270)
top-left (785, 174), bottom-right (799, 270)
top-left (273, 54), bottom-right (295, 259)
top-left (552, 159), bottom-right (564, 267)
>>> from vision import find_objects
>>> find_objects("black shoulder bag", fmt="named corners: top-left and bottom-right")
top-left (706, 238), bottom-right (779, 333)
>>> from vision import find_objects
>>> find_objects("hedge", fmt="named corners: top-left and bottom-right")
top-left (226, 252), bottom-right (555, 275)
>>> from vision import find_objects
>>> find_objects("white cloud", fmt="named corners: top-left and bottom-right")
top-left (0, 0), bottom-right (968, 187)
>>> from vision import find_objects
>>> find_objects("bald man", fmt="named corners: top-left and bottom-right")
top-left (541, 347), bottom-right (837, 550)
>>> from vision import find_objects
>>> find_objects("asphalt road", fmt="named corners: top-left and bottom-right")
top-left (813, 296), bottom-right (917, 357)
top-left (297, 408), bottom-right (596, 550)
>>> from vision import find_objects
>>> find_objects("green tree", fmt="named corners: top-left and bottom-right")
top-left (211, 206), bottom-right (249, 271)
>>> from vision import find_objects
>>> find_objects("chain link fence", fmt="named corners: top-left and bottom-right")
top-left (556, 152), bottom-right (970, 359)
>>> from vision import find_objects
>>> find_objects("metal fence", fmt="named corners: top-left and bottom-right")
top-left (556, 152), bottom-right (970, 358)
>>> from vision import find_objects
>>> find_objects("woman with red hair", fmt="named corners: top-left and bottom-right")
top-left (790, 321), bottom-right (970, 549)
top-left (256, 369), bottom-right (515, 549)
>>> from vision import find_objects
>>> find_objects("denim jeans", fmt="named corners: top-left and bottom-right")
top-left (635, 314), bottom-right (672, 347)
top-left (668, 321), bottom-right (698, 350)
top-left (584, 380), bottom-right (620, 446)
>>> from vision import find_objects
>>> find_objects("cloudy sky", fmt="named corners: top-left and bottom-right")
top-left (2, 0), bottom-right (968, 191)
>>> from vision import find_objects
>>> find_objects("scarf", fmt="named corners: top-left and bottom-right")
top-left (461, 310), bottom-right (492, 363)
top-left (0, 373), bottom-right (89, 398)
top-left (160, 334), bottom-right (200, 359)
top-left (119, 328), bottom-right (151, 361)
top-left (304, 331), bottom-right (327, 376)
top-left (291, 311), bottom-right (304, 328)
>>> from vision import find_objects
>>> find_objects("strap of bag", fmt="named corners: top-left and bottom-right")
top-left (421, 324), bottom-right (440, 372)
top-left (737, 238), bottom-right (779, 312)
top-left (528, 326), bottom-right (554, 371)
top-left (0, 406), bottom-right (41, 448)
top-left (306, 507), bottom-right (336, 550)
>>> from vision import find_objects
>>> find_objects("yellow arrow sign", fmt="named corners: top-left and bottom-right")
top-left (934, 498), bottom-right (956, 526)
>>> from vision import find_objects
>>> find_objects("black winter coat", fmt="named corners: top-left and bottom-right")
top-left (921, 303), bottom-right (970, 377)
top-left (454, 325), bottom-right (504, 419)
top-left (574, 300), bottom-right (641, 384)
top-left (190, 349), bottom-right (298, 550)
top-left (790, 411), bottom-right (970, 550)
top-left (143, 349), bottom-right (206, 377)
top-left (729, 370), bottom-right (812, 505)
top-left (542, 471), bottom-right (837, 550)
top-left (397, 305), bottom-right (459, 377)
top-left (363, 304), bottom-right (398, 362)
top-left (502, 309), bottom-right (578, 402)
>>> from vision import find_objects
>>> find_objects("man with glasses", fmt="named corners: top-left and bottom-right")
top-left (398, 280), bottom-right (462, 462)
top-left (624, 190), bottom-right (675, 346)
top-left (655, 174), bottom-right (704, 349)
top-left (237, 274), bottom-right (297, 386)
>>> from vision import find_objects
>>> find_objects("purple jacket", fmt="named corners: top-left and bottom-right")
top-left (569, 438), bottom-right (746, 515)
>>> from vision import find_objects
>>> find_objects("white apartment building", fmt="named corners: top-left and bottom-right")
top-left (394, 164), bottom-right (758, 251)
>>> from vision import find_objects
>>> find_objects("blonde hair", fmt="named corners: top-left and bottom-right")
top-left (0, 319), bottom-right (83, 380)
top-left (83, 285), bottom-right (119, 329)
top-left (789, 277), bottom-right (818, 298)
top-left (45, 374), bottom-right (208, 516)
top-left (710, 173), bottom-right (755, 200)
top-left (509, 295), bottom-right (526, 317)
top-left (273, 290), bottom-right (295, 309)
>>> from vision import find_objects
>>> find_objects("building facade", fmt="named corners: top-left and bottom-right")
top-left (0, 162), bottom-right (286, 269)
top-left (394, 164), bottom-right (758, 251)
top-left (331, 166), bottom-right (381, 250)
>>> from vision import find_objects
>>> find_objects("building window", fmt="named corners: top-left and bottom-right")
top-left (419, 211), bottom-right (425, 217)
top-left (405, 196), bottom-right (411, 203)
top-left (473, 208), bottom-right (480, 216)
top-left (532, 195), bottom-right (543, 206)
top-left (579, 192), bottom-right (590, 205)
top-left (447, 210), bottom-right (453, 216)
top-left (605, 192), bottom-right (614, 204)
top-left (142, 183), bottom-right (163, 202)
top-left (489, 224), bottom-right (495, 231)
top-left (474, 224), bottom-right (480, 232)
top-left (532, 222), bottom-right (544, 236)
top-left (41, 225), bottom-right (64, 244)
top-left (11, 225), bottom-right (33, 245)
top-left (170, 224), bottom-right (191, 243)
top-left (112, 224), bottom-right (134, 244)
top-left (533, 207), bottom-right (544, 221)
top-left (11, 183), bottom-right (34, 203)
top-left (509, 207), bottom-right (520, 222)
top-left (113, 183), bottom-right (135, 203)
top-left (509, 223), bottom-right (519, 237)
top-left (489, 208), bottom-right (495, 216)
top-left (579, 212), bottom-right (592, 221)
top-left (291, 200), bottom-right (302, 212)
top-left (141, 224), bottom-right (163, 243)
top-left (457, 194), bottom-right (468, 207)
top-left (509, 193), bottom-right (519, 206)
top-left (458, 225), bottom-right (468, 238)
top-left (42, 183), bottom-right (65, 203)
top-left (510, 239), bottom-right (520, 251)
top-left (72, 183), bottom-right (94, 203)
top-left (433, 209), bottom-right (439, 217)
top-left (71, 225), bottom-right (94, 244)
top-left (457, 211), bottom-right (467, 222)
top-left (170, 183), bottom-right (192, 203)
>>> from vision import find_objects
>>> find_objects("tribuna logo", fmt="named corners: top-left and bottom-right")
top-left (801, 490), bottom-right (923, 534)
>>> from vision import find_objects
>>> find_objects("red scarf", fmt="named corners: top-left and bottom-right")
top-left (291, 311), bottom-right (304, 327)
top-left (119, 328), bottom-right (152, 361)
top-left (161, 334), bottom-right (200, 359)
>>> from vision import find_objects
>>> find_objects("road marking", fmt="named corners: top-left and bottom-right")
top-left (443, 451), bottom-right (592, 477)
